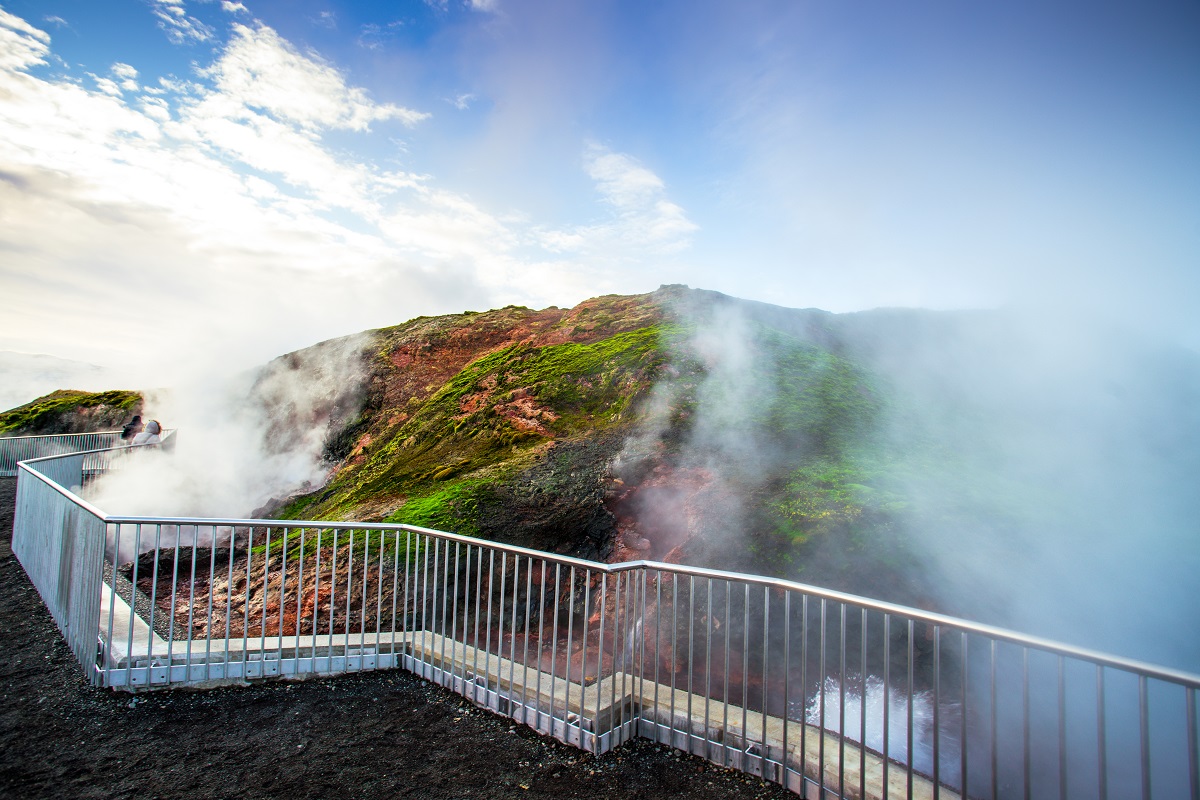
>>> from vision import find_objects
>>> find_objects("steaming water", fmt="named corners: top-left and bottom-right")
top-left (792, 674), bottom-right (960, 781)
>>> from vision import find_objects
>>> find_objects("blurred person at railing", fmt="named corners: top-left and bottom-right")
top-left (131, 420), bottom-right (161, 446)
top-left (120, 415), bottom-right (143, 442)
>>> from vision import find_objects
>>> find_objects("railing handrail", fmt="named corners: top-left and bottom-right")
top-left (0, 429), bottom-right (122, 440)
top-left (15, 439), bottom-right (1198, 691)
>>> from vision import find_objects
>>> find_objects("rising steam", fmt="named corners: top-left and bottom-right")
top-left (88, 332), bottom-right (372, 523)
top-left (615, 289), bottom-right (1200, 671)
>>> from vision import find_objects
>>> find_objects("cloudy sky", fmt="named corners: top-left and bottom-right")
top-left (1, 0), bottom-right (1197, 385)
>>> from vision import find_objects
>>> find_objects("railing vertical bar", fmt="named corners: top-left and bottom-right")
top-left (146, 524), bottom-right (162, 686)
top-left (167, 523), bottom-right (182, 684)
top-left (563, 565), bottom-right (575, 742)
top-left (535, 559), bottom-right (547, 727)
top-left (820, 598), bottom-right (828, 794)
top-left (460, 544), bottom-right (471, 694)
top-left (739, 580), bottom-right (748, 765)
top-left (763, 585), bottom-right (772, 777)
top-left (860, 608), bottom-right (868, 797)
top-left (240, 526), bottom-right (253, 681)
top-left (628, 569), bottom-right (638, 738)
top-left (401, 529), bottom-right (412, 649)
top-left (961, 632), bottom-right (969, 799)
top-left (639, 566), bottom-right (648, 726)
top-left (427, 534), bottom-right (436, 668)
top-left (583, 567), bottom-right (595, 751)
top-left (276, 527), bottom-right (288, 665)
top-left (1097, 665), bottom-right (1107, 800)
top-left (375, 528), bottom-right (386, 655)
top-left (484, 550), bottom-right (495, 689)
top-left (451, 541), bottom-right (461, 687)
top-left (522, 555), bottom-right (533, 722)
top-left (597, 571), bottom-right (608, 751)
top-left (390, 530), bottom-right (401, 659)
top-left (510, 555), bottom-right (522, 711)
top-left (782, 591), bottom-right (791, 785)
top-left (470, 544), bottom-right (482, 697)
top-left (312, 529), bottom-right (323, 669)
top-left (614, 571), bottom-right (624, 740)
top-left (127, 523), bottom-right (143, 681)
top-left (437, 538), bottom-right (449, 678)
top-left (654, 569), bottom-right (662, 738)
top-left (586, 566), bottom-right (599, 749)
top-left (345, 528), bottom-right (356, 664)
top-left (187, 523), bottom-right (201, 681)
top-left (226, 525), bottom-right (237, 674)
top-left (624, 573), bottom-right (633, 734)
top-left (1188, 685), bottom-right (1198, 800)
top-left (992, 640), bottom-right (999, 800)
top-left (704, 577), bottom-right (713, 759)
top-left (933, 624), bottom-right (941, 799)
top-left (549, 562), bottom-right (561, 726)
top-left (686, 574), bottom-right (696, 758)
top-left (883, 612), bottom-right (891, 800)
top-left (722, 580), bottom-right (732, 768)
top-left (294, 527), bottom-right (305, 668)
top-left (497, 552), bottom-right (507, 694)
top-left (1058, 654), bottom-right (1067, 800)
top-left (206, 526), bottom-right (220, 678)
top-left (258, 526), bottom-right (271, 673)
top-left (802, 594), bottom-right (809, 796)
top-left (1140, 674), bottom-right (1151, 800)
top-left (839, 602), bottom-right (847, 798)
top-left (1023, 647), bottom-right (1031, 800)
top-left (907, 618), bottom-right (915, 800)
top-left (676, 575), bottom-right (686, 753)
top-left (328, 530), bottom-right (339, 663)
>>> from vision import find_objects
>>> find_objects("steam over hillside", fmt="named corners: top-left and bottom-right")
top-left (66, 287), bottom-right (1200, 672)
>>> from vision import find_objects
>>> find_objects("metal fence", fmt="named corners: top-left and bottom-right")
top-left (1, 431), bottom-right (123, 476)
top-left (9, 438), bottom-right (1200, 799)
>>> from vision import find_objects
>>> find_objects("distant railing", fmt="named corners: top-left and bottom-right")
top-left (9, 435), bottom-right (1200, 799)
top-left (1, 431), bottom-right (123, 476)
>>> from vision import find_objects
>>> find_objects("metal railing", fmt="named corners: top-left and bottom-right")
top-left (1, 431), bottom-right (123, 476)
top-left (9, 436), bottom-right (1200, 799)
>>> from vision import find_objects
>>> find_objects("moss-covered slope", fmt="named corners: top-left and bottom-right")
top-left (0, 389), bottom-right (142, 435)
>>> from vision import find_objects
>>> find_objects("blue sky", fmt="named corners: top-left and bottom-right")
top-left (1, 0), bottom-right (1197, 382)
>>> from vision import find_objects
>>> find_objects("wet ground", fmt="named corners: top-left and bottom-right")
top-left (0, 478), bottom-right (793, 799)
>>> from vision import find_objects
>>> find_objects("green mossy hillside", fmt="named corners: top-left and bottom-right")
top-left (284, 294), bottom-right (672, 523)
top-left (0, 389), bottom-right (142, 435)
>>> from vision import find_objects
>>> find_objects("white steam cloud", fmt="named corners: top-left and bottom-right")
top-left (616, 290), bottom-right (1200, 671)
top-left (89, 333), bottom-right (372, 538)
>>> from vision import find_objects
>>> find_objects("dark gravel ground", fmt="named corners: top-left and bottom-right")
top-left (0, 478), bottom-right (794, 800)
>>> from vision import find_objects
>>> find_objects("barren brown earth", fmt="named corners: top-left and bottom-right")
top-left (0, 478), bottom-right (793, 800)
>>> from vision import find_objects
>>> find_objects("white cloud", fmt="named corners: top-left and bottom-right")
top-left (220, 1), bottom-right (249, 14)
top-left (449, 93), bottom-right (476, 110)
top-left (468, 0), bottom-right (500, 12)
top-left (534, 143), bottom-right (697, 257)
top-left (0, 11), bottom-right (604, 374)
top-left (0, 9), bottom-right (50, 71)
top-left (312, 10), bottom-right (337, 30)
top-left (90, 74), bottom-right (122, 96)
top-left (149, 0), bottom-right (214, 45)
top-left (0, 9), bottom-right (689, 382)
top-left (199, 24), bottom-right (429, 132)
top-left (111, 63), bottom-right (139, 92)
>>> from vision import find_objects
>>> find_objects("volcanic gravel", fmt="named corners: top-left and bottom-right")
top-left (0, 478), bottom-right (793, 800)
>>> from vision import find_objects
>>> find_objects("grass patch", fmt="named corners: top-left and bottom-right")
top-left (0, 389), bottom-right (141, 434)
